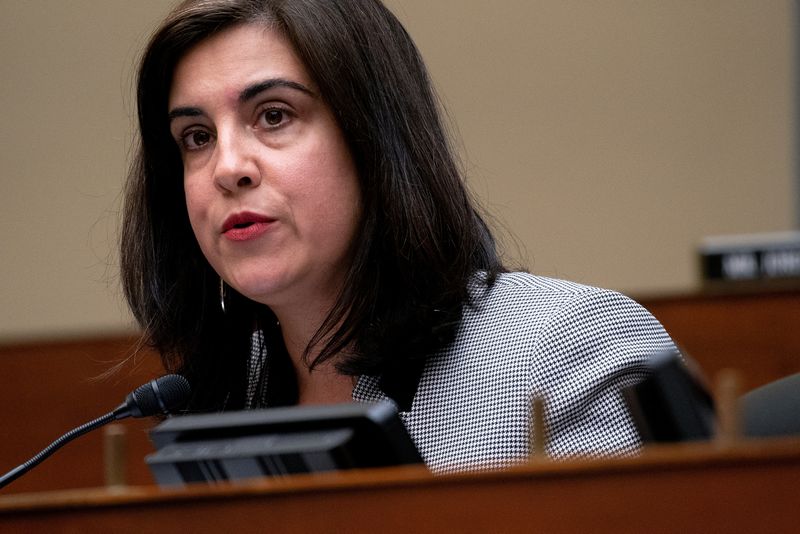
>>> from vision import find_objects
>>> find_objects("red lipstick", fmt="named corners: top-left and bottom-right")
top-left (222, 211), bottom-right (275, 242)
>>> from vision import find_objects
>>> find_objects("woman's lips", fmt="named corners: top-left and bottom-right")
top-left (222, 212), bottom-right (275, 242)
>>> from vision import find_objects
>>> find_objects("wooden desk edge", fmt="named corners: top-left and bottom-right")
top-left (2, 437), bottom-right (798, 514)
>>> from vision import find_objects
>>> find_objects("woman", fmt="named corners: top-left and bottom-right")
top-left (121, 0), bottom-right (675, 473)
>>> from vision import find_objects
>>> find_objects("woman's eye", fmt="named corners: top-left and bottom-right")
top-left (260, 108), bottom-right (288, 127)
top-left (181, 129), bottom-right (212, 151)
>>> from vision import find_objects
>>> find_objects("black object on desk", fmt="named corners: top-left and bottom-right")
top-left (146, 400), bottom-right (422, 487)
top-left (623, 350), bottom-right (716, 442)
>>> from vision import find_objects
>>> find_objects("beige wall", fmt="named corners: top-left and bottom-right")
top-left (0, 0), bottom-right (795, 342)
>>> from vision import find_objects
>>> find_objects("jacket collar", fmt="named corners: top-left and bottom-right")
top-left (352, 355), bottom-right (426, 413)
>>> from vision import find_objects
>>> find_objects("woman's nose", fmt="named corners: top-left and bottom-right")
top-left (213, 131), bottom-right (262, 193)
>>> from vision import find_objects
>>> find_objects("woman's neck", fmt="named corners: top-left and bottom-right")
top-left (273, 305), bottom-right (355, 405)
top-left (295, 362), bottom-right (357, 405)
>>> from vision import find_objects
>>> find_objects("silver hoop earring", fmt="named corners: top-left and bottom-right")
top-left (220, 277), bottom-right (228, 314)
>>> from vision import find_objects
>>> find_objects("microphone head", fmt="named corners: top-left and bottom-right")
top-left (122, 374), bottom-right (191, 418)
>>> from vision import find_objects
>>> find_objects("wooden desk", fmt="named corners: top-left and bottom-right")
top-left (1, 440), bottom-right (799, 533)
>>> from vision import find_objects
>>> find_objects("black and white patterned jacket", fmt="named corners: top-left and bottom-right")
top-left (352, 272), bottom-right (675, 473)
top-left (248, 272), bottom-right (676, 474)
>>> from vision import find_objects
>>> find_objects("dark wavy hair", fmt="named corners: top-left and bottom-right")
top-left (121, 0), bottom-right (504, 411)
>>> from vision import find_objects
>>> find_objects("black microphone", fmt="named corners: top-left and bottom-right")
top-left (0, 374), bottom-right (191, 490)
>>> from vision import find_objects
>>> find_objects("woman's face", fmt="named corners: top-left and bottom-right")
top-left (168, 24), bottom-right (361, 313)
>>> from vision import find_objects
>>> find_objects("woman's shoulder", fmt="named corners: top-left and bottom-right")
top-left (462, 271), bottom-right (664, 344)
top-left (468, 271), bottom-right (616, 313)
top-left (472, 271), bottom-right (599, 297)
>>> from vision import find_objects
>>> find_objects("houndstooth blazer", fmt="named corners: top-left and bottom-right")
top-left (248, 272), bottom-right (676, 474)
top-left (354, 272), bottom-right (675, 473)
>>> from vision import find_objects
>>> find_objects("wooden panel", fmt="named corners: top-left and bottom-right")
top-left (1, 440), bottom-right (799, 533)
top-left (0, 337), bottom-right (163, 494)
top-left (639, 289), bottom-right (800, 391)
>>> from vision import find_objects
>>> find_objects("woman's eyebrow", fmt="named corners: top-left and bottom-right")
top-left (168, 106), bottom-right (203, 123)
top-left (239, 78), bottom-right (315, 103)
top-left (167, 79), bottom-right (315, 123)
